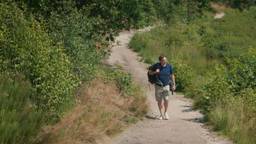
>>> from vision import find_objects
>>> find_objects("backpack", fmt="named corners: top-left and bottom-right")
top-left (147, 65), bottom-right (163, 86)
top-left (147, 66), bottom-right (157, 84)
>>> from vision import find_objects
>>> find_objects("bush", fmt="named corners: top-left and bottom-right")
top-left (129, 21), bottom-right (207, 92)
top-left (209, 89), bottom-right (256, 144)
top-left (46, 9), bottom-right (104, 81)
top-left (226, 48), bottom-right (256, 93)
top-left (129, 6), bottom-right (256, 143)
top-left (194, 65), bottom-right (231, 112)
top-left (98, 66), bottom-right (134, 96)
top-left (202, 51), bottom-right (256, 143)
top-left (0, 3), bottom-right (76, 121)
top-left (0, 74), bottom-right (43, 144)
top-left (172, 61), bottom-right (194, 91)
top-left (215, 0), bottom-right (256, 9)
top-left (202, 7), bottom-right (256, 59)
top-left (0, 0), bottom-right (189, 143)
top-left (100, 66), bottom-right (148, 117)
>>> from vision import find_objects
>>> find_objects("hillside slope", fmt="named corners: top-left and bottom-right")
top-left (106, 29), bottom-right (232, 144)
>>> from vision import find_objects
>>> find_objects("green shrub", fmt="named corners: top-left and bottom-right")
top-left (205, 51), bottom-right (256, 143)
top-left (46, 10), bottom-right (104, 81)
top-left (0, 74), bottom-right (43, 144)
top-left (172, 61), bottom-right (194, 91)
top-left (26, 0), bottom-right (158, 31)
top-left (129, 6), bottom-right (256, 143)
top-left (195, 65), bottom-right (231, 112)
top-left (209, 89), bottom-right (256, 144)
top-left (202, 8), bottom-right (256, 59)
top-left (226, 48), bottom-right (256, 93)
top-left (152, 0), bottom-right (176, 22)
top-left (0, 3), bottom-right (76, 121)
top-left (215, 0), bottom-right (256, 9)
top-left (129, 21), bottom-right (207, 92)
top-left (101, 66), bottom-right (148, 117)
top-left (98, 66), bottom-right (134, 96)
top-left (0, 0), bottom-right (186, 143)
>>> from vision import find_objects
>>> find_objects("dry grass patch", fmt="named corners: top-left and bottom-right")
top-left (37, 77), bottom-right (147, 144)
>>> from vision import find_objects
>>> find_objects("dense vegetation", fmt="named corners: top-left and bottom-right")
top-left (2, 0), bottom-right (205, 143)
top-left (40, 67), bottom-right (148, 144)
top-left (214, 0), bottom-right (256, 9)
top-left (1, 0), bottom-right (255, 143)
top-left (130, 6), bottom-right (256, 144)
top-left (0, 0), bottom-right (164, 143)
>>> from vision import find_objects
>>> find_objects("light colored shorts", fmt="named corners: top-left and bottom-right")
top-left (155, 84), bottom-right (170, 101)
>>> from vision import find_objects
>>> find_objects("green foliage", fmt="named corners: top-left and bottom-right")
top-left (195, 65), bottom-right (231, 112)
top-left (98, 67), bottom-right (134, 96)
top-left (129, 7), bottom-right (256, 143)
top-left (215, 0), bottom-right (256, 9)
top-left (0, 0), bottom-right (170, 142)
top-left (209, 89), bottom-right (256, 144)
top-left (0, 0), bottom-right (218, 143)
top-left (129, 19), bottom-right (211, 91)
top-left (0, 3), bottom-right (76, 121)
top-left (226, 48), bottom-right (256, 93)
top-left (25, 0), bottom-right (159, 31)
top-left (196, 51), bottom-right (256, 144)
top-left (115, 73), bottom-right (133, 96)
top-left (172, 62), bottom-right (194, 91)
top-left (95, 66), bottom-right (148, 118)
top-left (0, 74), bottom-right (43, 144)
top-left (46, 9), bottom-right (104, 81)
top-left (202, 7), bottom-right (256, 59)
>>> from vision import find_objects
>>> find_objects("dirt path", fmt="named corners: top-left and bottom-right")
top-left (214, 12), bottom-right (225, 19)
top-left (106, 29), bottom-right (232, 144)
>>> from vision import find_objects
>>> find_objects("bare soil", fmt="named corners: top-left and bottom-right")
top-left (106, 29), bottom-right (232, 144)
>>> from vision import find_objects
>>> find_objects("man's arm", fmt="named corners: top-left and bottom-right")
top-left (170, 66), bottom-right (176, 91)
top-left (148, 64), bottom-right (159, 75)
top-left (149, 69), bottom-right (159, 75)
top-left (171, 74), bottom-right (176, 90)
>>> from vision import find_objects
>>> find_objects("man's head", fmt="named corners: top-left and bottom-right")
top-left (159, 55), bottom-right (167, 66)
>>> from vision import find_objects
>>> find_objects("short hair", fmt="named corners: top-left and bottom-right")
top-left (159, 55), bottom-right (165, 61)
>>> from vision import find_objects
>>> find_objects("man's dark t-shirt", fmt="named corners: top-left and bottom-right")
top-left (152, 63), bottom-right (173, 86)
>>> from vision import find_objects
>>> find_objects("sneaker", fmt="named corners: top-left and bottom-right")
top-left (156, 115), bottom-right (163, 120)
top-left (164, 112), bottom-right (169, 120)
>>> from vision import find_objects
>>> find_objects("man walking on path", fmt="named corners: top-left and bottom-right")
top-left (149, 55), bottom-right (176, 120)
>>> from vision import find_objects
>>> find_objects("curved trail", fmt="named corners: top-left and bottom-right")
top-left (106, 29), bottom-right (231, 144)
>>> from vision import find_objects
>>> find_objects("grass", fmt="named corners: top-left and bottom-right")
top-left (209, 96), bottom-right (256, 143)
top-left (0, 74), bottom-right (43, 144)
top-left (37, 66), bottom-right (148, 144)
top-left (129, 7), bottom-right (256, 144)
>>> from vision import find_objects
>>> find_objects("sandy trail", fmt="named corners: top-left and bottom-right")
top-left (214, 12), bottom-right (225, 19)
top-left (106, 29), bottom-right (232, 144)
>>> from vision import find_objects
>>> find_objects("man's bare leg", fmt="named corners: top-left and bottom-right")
top-left (163, 99), bottom-right (169, 120)
top-left (164, 100), bottom-right (168, 113)
top-left (157, 100), bottom-right (163, 119)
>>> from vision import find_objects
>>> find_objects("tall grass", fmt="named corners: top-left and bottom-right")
top-left (38, 67), bottom-right (148, 144)
top-left (129, 7), bottom-right (256, 144)
top-left (129, 16), bottom-right (216, 91)
top-left (209, 91), bottom-right (256, 143)
top-left (0, 1), bottom-right (155, 143)
top-left (0, 74), bottom-right (43, 144)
